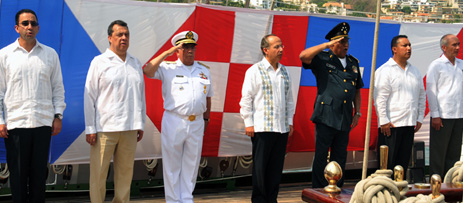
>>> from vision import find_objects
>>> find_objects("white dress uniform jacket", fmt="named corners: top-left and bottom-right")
top-left (150, 59), bottom-right (213, 203)
top-left (153, 59), bottom-right (213, 116)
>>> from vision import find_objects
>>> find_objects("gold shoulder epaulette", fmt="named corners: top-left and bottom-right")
top-left (165, 61), bottom-right (176, 64)
top-left (349, 55), bottom-right (359, 63)
top-left (198, 62), bottom-right (210, 69)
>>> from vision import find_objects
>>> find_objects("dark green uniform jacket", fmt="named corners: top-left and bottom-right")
top-left (302, 50), bottom-right (364, 132)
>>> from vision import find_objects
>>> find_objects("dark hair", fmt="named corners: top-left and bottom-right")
top-left (15, 9), bottom-right (38, 26)
top-left (391, 35), bottom-right (408, 55)
top-left (260, 34), bottom-right (277, 56)
top-left (107, 20), bottom-right (128, 36)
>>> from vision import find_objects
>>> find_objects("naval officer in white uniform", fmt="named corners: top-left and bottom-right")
top-left (144, 31), bottom-right (213, 203)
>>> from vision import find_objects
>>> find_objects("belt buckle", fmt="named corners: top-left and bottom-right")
top-left (188, 115), bottom-right (196, 121)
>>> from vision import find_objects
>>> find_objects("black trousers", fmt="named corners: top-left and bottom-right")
top-left (376, 126), bottom-right (414, 173)
top-left (430, 118), bottom-right (463, 178)
top-left (251, 132), bottom-right (288, 203)
top-left (312, 123), bottom-right (349, 188)
top-left (4, 127), bottom-right (52, 203)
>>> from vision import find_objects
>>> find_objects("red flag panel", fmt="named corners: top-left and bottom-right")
top-left (223, 63), bottom-right (252, 113)
top-left (194, 6), bottom-right (235, 62)
top-left (272, 15), bottom-right (309, 67)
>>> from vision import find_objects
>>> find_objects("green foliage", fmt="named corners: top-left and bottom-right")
top-left (311, 0), bottom-right (326, 8)
top-left (354, 1), bottom-right (367, 11)
top-left (350, 12), bottom-right (367, 17)
top-left (223, 1), bottom-right (245, 7)
top-left (402, 6), bottom-right (411, 14)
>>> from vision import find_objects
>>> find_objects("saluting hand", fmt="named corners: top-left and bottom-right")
top-left (166, 43), bottom-right (183, 56)
top-left (326, 37), bottom-right (344, 48)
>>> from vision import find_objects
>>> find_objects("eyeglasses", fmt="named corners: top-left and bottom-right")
top-left (20, 21), bottom-right (39, 27)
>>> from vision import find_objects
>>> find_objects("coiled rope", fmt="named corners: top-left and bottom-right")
top-left (350, 169), bottom-right (445, 203)
top-left (239, 155), bottom-right (253, 169)
top-left (0, 164), bottom-right (9, 180)
top-left (399, 194), bottom-right (445, 203)
top-left (350, 169), bottom-right (401, 203)
top-left (443, 161), bottom-right (463, 184)
top-left (143, 159), bottom-right (158, 171)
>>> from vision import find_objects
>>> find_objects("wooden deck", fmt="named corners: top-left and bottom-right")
top-left (0, 183), bottom-right (309, 203)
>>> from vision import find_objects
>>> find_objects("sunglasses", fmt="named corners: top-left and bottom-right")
top-left (20, 21), bottom-right (39, 27)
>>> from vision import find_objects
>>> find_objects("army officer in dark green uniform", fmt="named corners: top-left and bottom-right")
top-left (299, 22), bottom-right (363, 188)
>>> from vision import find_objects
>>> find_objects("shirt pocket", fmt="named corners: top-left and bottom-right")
top-left (171, 77), bottom-right (189, 98)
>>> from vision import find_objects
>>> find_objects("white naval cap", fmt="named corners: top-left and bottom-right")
top-left (171, 31), bottom-right (199, 46)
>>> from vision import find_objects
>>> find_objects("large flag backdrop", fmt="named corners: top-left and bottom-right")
top-left (1, 0), bottom-right (462, 164)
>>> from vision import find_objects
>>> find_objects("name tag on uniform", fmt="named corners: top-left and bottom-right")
top-left (326, 63), bottom-right (336, 70)
top-left (176, 75), bottom-right (184, 78)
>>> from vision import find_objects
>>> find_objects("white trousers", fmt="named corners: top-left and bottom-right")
top-left (162, 111), bottom-right (204, 203)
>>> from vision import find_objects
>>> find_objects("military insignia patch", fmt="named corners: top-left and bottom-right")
top-left (186, 31), bottom-right (194, 39)
top-left (352, 66), bottom-right (358, 73)
top-left (199, 72), bottom-right (208, 79)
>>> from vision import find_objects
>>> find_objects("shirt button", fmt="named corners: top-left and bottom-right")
top-left (344, 79), bottom-right (346, 82)
top-left (321, 102), bottom-right (324, 104)
top-left (344, 69), bottom-right (346, 72)
top-left (345, 89), bottom-right (348, 93)
top-left (344, 100), bottom-right (346, 103)
top-left (329, 70), bottom-right (332, 73)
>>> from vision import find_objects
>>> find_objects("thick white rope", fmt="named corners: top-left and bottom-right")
top-left (443, 161), bottom-right (463, 184)
top-left (350, 170), bottom-right (401, 203)
top-left (399, 194), bottom-right (445, 203)
top-left (350, 169), bottom-right (445, 203)
top-left (0, 164), bottom-right (9, 179)
top-left (52, 165), bottom-right (66, 175)
top-left (239, 156), bottom-right (253, 169)
top-left (142, 159), bottom-right (158, 171)
top-left (199, 157), bottom-right (208, 168)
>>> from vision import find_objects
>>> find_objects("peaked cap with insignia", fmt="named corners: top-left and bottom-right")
top-left (171, 31), bottom-right (199, 46)
top-left (325, 22), bottom-right (350, 41)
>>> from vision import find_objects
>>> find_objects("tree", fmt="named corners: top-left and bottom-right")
top-left (350, 12), bottom-right (367, 17)
top-left (402, 6), bottom-right (411, 14)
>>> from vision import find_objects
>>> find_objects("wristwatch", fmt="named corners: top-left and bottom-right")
top-left (204, 118), bottom-right (210, 122)
top-left (355, 112), bottom-right (361, 117)
top-left (55, 114), bottom-right (63, 120)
